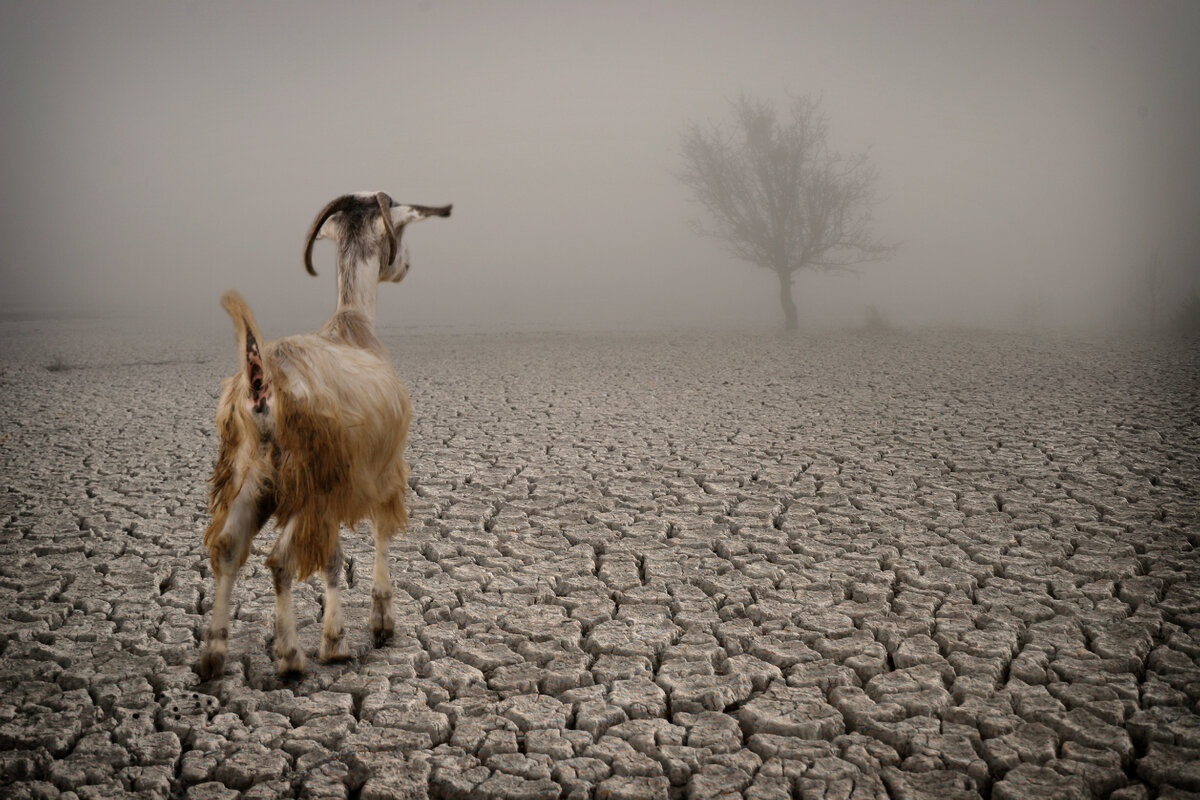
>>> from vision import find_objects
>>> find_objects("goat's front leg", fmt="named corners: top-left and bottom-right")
top-left (267, 523), bottom-right (305, 676)
top-left (369, 520), bottom-right (396, 647)
top-left (318, 541), bottom-right (349, 662)
top-left (196, 479), bottom-right (269, 680)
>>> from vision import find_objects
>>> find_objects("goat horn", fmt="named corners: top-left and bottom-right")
top-left (303, 196), bottom-right (353, 276)
top-left (376, 192), bottom-right (397, 269)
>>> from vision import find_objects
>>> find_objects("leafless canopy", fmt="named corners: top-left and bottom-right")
top-left (678, 94), bottom-right (896, 328)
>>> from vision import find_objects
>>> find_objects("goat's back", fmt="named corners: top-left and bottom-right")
top-left (266, 334), bottom-right (411, 577)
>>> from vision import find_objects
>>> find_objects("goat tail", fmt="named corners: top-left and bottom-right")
top-left (221, 290), bottom-right (271, 412)
top-left (221, 290), bottom-right (265, 362)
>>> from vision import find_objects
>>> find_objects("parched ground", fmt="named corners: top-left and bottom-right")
top-left (1, 320), bottom-right (1199, 800)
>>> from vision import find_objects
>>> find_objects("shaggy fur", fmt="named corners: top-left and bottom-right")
top-left (196, 192), bottom-right (449, 679)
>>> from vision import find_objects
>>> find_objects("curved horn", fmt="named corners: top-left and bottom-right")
top-left (375, 192), bottom-right (397, 269)
top-left (303, 196), bottom-right (351, 276)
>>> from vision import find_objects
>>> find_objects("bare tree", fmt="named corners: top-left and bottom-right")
top-left (678, 94), bottom-right (895, 331)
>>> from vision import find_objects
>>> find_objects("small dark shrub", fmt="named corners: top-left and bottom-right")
top-left (863, 304), bottom-right (892, 333)
top-left (45, 355), bottom-right (72, 372)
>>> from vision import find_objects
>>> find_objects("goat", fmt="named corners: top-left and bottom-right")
top-left (196, 192), bottom-right (451, 679)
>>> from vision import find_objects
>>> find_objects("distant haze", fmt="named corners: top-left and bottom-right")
top-left (2, 1), bottom-right (1197, 333)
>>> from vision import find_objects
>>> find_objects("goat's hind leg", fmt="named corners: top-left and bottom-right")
top-left (318, 541), bottom-right (350, 662)
top-left (369, 519), bottom-right (396, 647)
top-left (266, 521), bottom-right (307, 676)
top-left (196, 478), bottom-right (270, 680)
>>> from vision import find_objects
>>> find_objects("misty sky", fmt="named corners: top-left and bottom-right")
top-left (2, 1), bottom-right (1197, 332)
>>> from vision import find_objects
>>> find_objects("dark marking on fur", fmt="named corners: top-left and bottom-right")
top-left (268, 388), bottom-right (351, 580)
top-left (270, 563), bottom-right (289, 594)
top-left (325, 543), bottom-right (344, 574)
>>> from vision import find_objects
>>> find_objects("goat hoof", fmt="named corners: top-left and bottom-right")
top-left (276, 660), bottom-right (306, 678)
top-left (275, 649), bottom-right (306, 677)
top-left (372, 628), bottom-right (394, 648)
top-left (195, 650), bottom-right (225, 681)
top-left (319, 638), bottom-right (350, 663)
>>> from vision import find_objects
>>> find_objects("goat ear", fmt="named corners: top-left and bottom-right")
top-left (375, 192), bottom-right (397, 269)
top-left (303, 196), bottom-right (352, 277)
top-left (390, 203), bottom-right (453, 227)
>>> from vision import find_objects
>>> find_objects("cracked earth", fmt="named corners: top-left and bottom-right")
top-left (2, 320), bottom-right (1199, 800)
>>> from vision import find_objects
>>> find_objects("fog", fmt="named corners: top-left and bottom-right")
top-left (2, 1), bottom-right (1197, 335)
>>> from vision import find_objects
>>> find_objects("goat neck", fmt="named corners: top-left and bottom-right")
top-left (334, 248), bottom-right (382, 325)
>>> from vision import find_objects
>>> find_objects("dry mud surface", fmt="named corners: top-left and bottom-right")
top-left (2, 320), bottom-right (1199, 800)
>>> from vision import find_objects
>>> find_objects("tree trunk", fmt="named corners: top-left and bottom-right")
top-left (777, 270), bottom-right (798, 332)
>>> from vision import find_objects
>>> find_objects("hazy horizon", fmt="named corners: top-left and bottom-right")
top-left (2, 1), bottom-right (1198, 335)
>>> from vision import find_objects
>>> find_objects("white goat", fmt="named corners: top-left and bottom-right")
top-left (196, 192), bottom-right (451, 679)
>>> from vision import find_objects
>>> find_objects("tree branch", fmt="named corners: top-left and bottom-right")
top-left (677, 93), bottom-right (897, 281)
